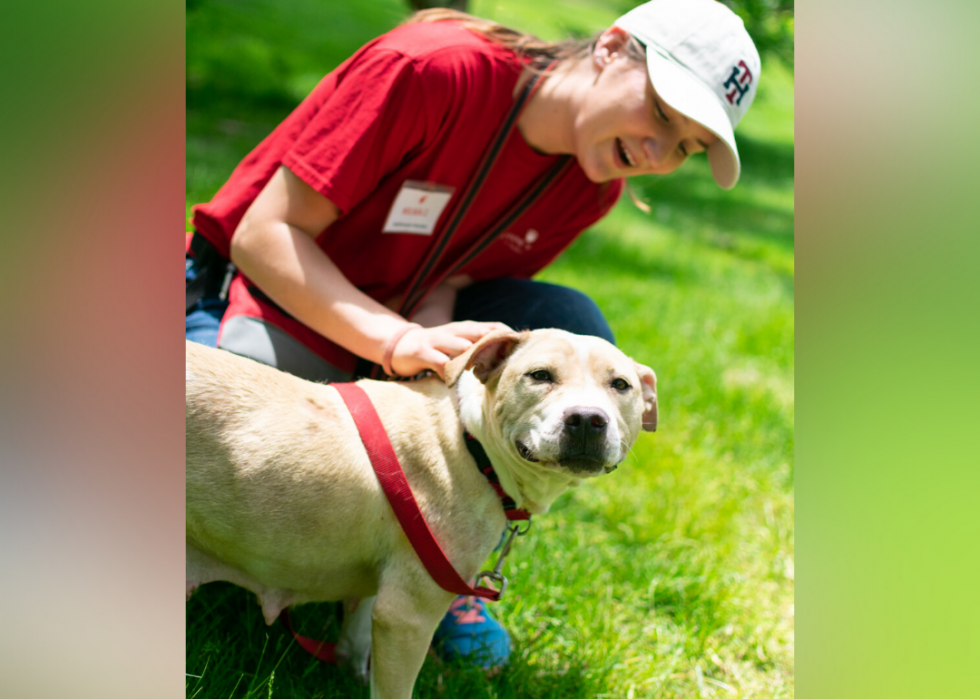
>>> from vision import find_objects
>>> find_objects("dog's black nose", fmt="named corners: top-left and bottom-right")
top-left (562, 407), bottom-right (609, 436)
top-left (559, 407), bottom-right (612, 473)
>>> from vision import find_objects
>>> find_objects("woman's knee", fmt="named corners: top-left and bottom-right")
top-left (530, 283), bottom-right (615, 344)
top-left (454, 278), bottom-right (614, 345)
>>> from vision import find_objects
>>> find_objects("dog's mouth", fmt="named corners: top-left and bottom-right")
top-left (515, 440), bottom-right (539, 463)
top-left (559, 454), bottom-right (608, 474)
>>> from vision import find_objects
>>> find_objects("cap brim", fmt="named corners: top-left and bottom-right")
top-left (644, 49), bottom-right (741, 189)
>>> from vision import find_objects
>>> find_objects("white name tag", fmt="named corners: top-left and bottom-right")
top-left (382, 181), bottom-right (454, 235)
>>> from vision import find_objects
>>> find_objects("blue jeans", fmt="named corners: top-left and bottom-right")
top-left (185, 255), bottom-right (615, 365)
top-left (185, 255), bottom-right (228, 349)
top-left (454, 277), bottom-right (614, 344)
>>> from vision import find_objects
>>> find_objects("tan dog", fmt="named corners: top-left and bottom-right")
top-left (186, 329), bottom-right (657, 699)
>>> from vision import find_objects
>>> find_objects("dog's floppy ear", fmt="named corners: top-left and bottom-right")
top-left (445, 329), bottom-right (526, 388)
top-left (633, 361), bottom-right (658, 432)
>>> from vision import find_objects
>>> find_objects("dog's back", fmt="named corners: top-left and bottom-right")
top-left (186, 342), bottom-right (396, 610)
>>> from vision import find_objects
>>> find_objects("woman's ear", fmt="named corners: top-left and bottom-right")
top-left (593, 26), bottom-right (631, 68)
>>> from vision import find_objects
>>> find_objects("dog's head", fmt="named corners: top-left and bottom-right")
top-left (446, 329), bottom-right (657, 478)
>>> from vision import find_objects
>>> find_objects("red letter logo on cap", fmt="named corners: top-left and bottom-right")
top-left (723, 60), bottom-right (753, 106)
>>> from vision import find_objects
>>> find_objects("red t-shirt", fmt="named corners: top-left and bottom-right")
top-left (192, 21), bottom-right (623, 371)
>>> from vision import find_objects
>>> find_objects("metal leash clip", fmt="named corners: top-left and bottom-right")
top-left (474, 519), bottom-right (532, 599)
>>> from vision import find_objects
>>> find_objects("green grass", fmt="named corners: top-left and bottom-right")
top-left (186, 1), bottom-right (794, 696)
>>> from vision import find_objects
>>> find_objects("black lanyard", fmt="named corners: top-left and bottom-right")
top-left (244, 62), bottom-right (575, 380)
top-left (396, 62), bottom-right (572, 319)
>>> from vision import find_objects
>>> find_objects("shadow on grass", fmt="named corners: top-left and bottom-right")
top-left (187, 583), bottom-right (608, 699)
top-left (545, 133), bottom-right (794, 292)
top-left (187, 583), bottom-right (365, 699)
top-left (542, 495), bottom-right (742, 653)
top-left (629, 136), bottom-right (795, 249)
top-left (554, 213), bottom-right (793, 298)
top-left (736, 133), bottom-right (796, 188)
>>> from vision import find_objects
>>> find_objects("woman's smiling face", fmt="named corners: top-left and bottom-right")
top-left (572, 27), bottom-right (718, 183)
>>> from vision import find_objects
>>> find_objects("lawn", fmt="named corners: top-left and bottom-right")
top-left (186, 1), bottom-right (795, 697)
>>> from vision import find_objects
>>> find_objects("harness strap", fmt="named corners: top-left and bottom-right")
top-left (332, 382), bottom-right (504, 600)
top-left (464, 432), bottom-right (531, 522)
top-left (280, 382), bottom-right (529, 663)
top-left (278, 608), bottom-right (337, 664)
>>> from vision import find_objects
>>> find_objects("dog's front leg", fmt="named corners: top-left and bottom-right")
top-left (369, 582), bottom-right (452, 699)
top-left (335, 596), bottom-right (375, 684)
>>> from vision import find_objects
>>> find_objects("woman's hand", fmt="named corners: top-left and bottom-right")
top-left (389, 321), bottom-right (511, 380)
top-left (232, 166), bottom-right (509, 380)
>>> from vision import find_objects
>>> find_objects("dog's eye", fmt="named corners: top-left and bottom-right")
top-left (611, 378), bottom-right (631, 391)
top-left (527, 369), bottom-right (553, 383)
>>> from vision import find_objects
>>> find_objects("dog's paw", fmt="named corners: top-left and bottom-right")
top-left (336, 595), bottom-right (375, 684)
top-left (335, 647), bottom-right (370, 684)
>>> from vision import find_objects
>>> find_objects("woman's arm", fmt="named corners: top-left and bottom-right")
top-left (230, 166), bottom-right (505, 378)
top-left (405, 275), bottom-right (474, 329)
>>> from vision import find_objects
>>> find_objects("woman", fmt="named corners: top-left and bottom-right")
top-left (186, 0), bottom-right (760, 670)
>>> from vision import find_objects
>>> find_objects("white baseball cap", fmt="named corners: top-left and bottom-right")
top-left (614, 0), bottom-right (761, 189)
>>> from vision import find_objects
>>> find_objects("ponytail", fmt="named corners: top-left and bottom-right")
top-left (403, 9), bottom-right (635, 65)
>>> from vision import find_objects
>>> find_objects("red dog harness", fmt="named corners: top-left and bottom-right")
top-left (280, 382), bottom-right (530, 663)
